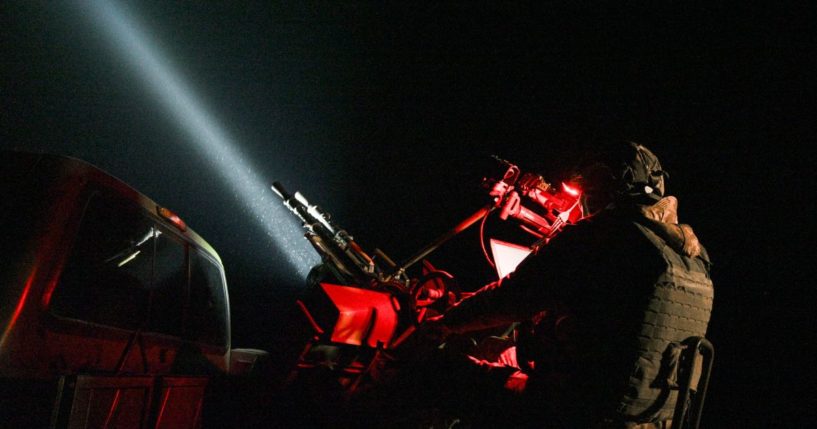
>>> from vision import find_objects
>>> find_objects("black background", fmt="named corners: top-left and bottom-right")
top-left (2, 2), bottom-right (815, 426)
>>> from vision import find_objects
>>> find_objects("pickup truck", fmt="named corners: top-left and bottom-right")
top-left (0, 151), bottom-right (267, 428)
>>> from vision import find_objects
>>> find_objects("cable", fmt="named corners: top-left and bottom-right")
top-left (479, 209), bottom-right (496, 268)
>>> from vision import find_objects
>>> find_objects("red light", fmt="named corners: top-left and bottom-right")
top-left (157, 206), bottom-right (187, 231)
top-left (561, 182), bottom-right (580, 197)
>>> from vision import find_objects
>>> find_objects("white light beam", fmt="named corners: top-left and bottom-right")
top-left (83, 0), bottom-right (319, 278)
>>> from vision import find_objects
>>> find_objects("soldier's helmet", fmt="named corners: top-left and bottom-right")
top-left (577, 141), bottom-right (669, 212)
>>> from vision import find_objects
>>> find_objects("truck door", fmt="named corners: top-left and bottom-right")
top-left (46, 189), bottom-right (207, 428)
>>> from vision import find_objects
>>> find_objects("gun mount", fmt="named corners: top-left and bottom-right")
top-left (272, 156), bottom-right (586, 411)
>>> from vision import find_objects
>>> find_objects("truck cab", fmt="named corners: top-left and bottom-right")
top-left (0, 151), bottom-right (261, 428)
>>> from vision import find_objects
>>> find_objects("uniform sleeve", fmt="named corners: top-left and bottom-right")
top-left (441, 225), bottom-right (589, 334)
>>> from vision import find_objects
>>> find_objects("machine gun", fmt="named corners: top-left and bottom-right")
top-left (271, 157), bottom-right (584, 399)
top-left (385, 156), bottom-right (585, 284)
top-left (273, 156), bottom-right (583, 288)
top-left (272, 182), bottom-right (399, 290)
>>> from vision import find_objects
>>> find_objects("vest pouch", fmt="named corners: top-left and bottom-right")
top-left (654, 341), bottom-right (703, 392)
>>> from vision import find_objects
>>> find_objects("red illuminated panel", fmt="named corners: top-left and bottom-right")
top-left (319, 283), bottom-right (399, 348)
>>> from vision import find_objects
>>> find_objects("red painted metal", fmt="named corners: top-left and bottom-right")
top-left (319, 283), bottom-right (399, 348)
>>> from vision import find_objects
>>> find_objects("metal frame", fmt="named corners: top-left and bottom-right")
top-left (672, 337), bottom-right (714, 429)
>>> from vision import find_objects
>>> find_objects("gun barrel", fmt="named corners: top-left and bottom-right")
top-left (271, 181), bottom-right (289, 199)
top-left (273, 181), bottom-right (383, 285)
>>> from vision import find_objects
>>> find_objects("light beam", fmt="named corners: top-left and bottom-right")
top-left (80, 0), bottom-right (319, 278)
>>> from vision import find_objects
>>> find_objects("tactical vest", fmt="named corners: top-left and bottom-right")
top-left (615, 222), bottom-right (714, 422)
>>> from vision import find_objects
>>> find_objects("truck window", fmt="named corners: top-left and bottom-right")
top-left (1, 154), bottom-right (53, 292)
top-left (189, 249), bottom-right (228, 348)
top-left (145, 225), bottom-right (186, 336)
top-left (51, 192), bottom-right (153, 330)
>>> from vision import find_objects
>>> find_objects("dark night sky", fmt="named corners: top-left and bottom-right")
top-left (2, 2), bottom-right (815, 426)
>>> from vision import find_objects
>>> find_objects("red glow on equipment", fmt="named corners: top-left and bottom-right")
top-left (319, 283), bottom-right (399, 348)
top-left (561, 182), bottom-right (580, 197)
top-left (1, 269), bottom-right (37, 350)
top-left (491, 173), bottom-right (585, 239)
top-left (41, 274), bottom-right (62, 308)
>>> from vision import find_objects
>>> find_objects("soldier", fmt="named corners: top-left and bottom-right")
top-left (427, 141), bottom-right (714, 428)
